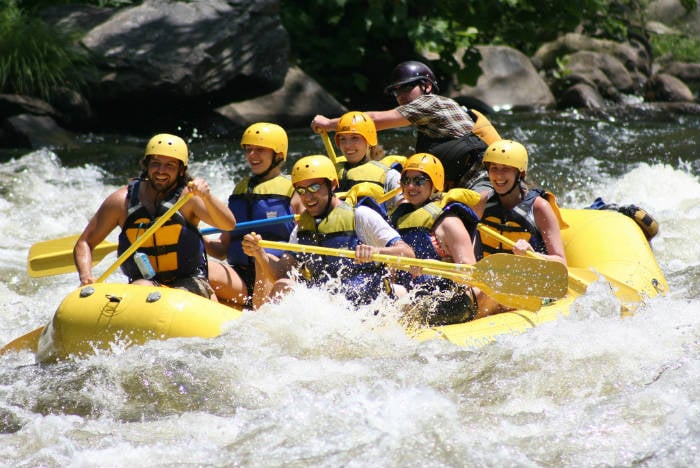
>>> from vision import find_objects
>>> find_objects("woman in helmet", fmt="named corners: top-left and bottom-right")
top-left (333, 111), bottom-right (402, 216)
top-left (312, 60), bottom-right (501, 192)
top-left (475, 140), bottom-right (567, 266)
top-left (390, 153), bottom-right (489, 324)
top-left (241, 155), bottom-right (415, 307)
top-left (205, 123), bottom-right (303, 309)
top-left (74, 133), bottom-right (236, 299)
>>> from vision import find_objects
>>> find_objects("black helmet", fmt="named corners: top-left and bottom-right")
top-left (384, 61), bottom-right (439, 94)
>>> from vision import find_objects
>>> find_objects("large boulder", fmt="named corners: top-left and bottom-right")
top-left (647, 0), bottom-right (700, 35)
top-left (645, 73), bottom-right (696, 102)
top-left (0, 95), bottom-right (76, 148)
top-left (562, 51), bottom-right (638, 102)
top-left (531, 31), bottom-right (698, 108)
top-left (43, 0), bottom-right (290, 132)
top-left (532, 33), bottom-right (651, 76)
top-left (216, 67), bottom-right (347, 128)
top-left (660, 62), bottom-right (700, 97)
top-left (453, 45), bottom-right (555, 109)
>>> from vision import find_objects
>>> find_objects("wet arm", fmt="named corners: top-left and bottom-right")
top-left (533, 198), bottom-right (567, 266)
top-left (435, 215), bottom-right (477, 264)
top-left (187, 178), bottom-right (236, 230)
top-left (73, 189), bottom-right (125, 285)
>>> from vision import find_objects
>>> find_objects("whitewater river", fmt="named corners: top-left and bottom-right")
top-left (1, 107), bottom-right (699, 466)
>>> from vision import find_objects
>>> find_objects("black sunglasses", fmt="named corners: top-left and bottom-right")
top-left (400, 175), bottom-right (431, 187)
top-left (390, 81), bottom-right (421, 97)
top-left (294, 182), bottom-right (323, 195)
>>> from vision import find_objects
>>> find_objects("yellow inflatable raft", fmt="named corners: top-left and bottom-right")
top-left (413, 208), bottom-right (667, 345)
top-left (36, 284), bottom-right (243, 362)
top-left (36, 208), bottom-right (667, 362)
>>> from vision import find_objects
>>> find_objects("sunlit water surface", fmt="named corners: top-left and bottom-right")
top-left (1, 109), bottom-right (699, 467)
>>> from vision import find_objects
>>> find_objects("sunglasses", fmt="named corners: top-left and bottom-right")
top-left (390, 81), bottom-right (420, 97)
top-left (400, 175), bottom-right (431, 187)
top-left (294, 182), bottom-right (323, 195)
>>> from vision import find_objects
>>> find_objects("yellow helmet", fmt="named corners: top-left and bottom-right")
top-left (334, 111), bottom-right (378, 147)
top-left (402, 153), bottom-right (444, 192)
top-left (144, 133), bottom-right (188, 166)
top-left (240, 122), bottom-right (288, 160)
top-left (483, 140), bottom-right (528, 173)
top-left (292, 155), bottom-right (338, 188)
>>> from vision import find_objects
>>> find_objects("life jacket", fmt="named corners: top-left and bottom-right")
top-left (336, 160), bottom-right (394, 218)
top-left (467, 109), bottom-right (501, 146)
top-left (480, 188), bottom-right (554, 256)
top-left (226, 175), bottom-right (295, 266)
top-left (118, 179), bottom-right (207, 284)
top-left (296, 202), bottom-right (387, 305)
top-left (378, 155), bottom-right (407, 173)
top-left (391, 199), bottom-right (478, 289)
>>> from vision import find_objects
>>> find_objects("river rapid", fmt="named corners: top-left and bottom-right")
top-left (1, 108), bottom-right (699, 467)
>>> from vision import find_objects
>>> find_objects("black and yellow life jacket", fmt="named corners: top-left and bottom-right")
top-left (480, 188), bottom-right (555, 256)
top-left (118, 179), bottom-right (207, 284)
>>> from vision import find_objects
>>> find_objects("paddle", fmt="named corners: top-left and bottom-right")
top-left (389, 264), bottom-right (545, 312)
top-left (2, 190), bottom-right (196, 356)
top-left (320, 130), bottom-right (338, 164)
top-left (257, 240), bottom-right (568, 301)
top-left (27, 214), bottom-right (299, 278)
top-left (476, 224), bottom-right (642, 309)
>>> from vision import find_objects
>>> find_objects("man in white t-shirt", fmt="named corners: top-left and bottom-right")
top-left (243, 155), bottom-right (414, 306)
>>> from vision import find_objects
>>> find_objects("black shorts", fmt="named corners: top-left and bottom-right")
top-left (232, 264), bottom-right (256, 297)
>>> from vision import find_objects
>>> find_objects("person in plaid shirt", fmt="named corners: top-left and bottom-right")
top-left (312, 61), bottom-right (501, 193)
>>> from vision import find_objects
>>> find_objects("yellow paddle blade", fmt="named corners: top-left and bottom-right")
top-left (487, 291), bottom-right (544, 312)
top-left (477, 223), bottom-right (643, 308)
top-left (394, 265), bottom-right (545, 312)
top-left (0, 325), bottom-right (44, 356)
top-left (467, 253), bottom-right (568, 299)
top-left (28, 235), bottom-right (118, 278)
top-left (567, 267), bottom-right (642, 315)
top-left (257, 241), bottom-right (568, 300)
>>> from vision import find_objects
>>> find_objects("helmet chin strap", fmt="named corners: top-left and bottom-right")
top-left (497, 173), bottom-right (522, 198)
top-left (252, 156), bottom-right (282, 184)
top-left (319, 180), bottom-right (335, 219)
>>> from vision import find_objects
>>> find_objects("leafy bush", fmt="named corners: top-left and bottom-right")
top-left (651, 33), bottom-right (700, 63)
top-left (0, 0), bottom-right (95, 99)
top-left (281, 0), bottom-right (637, 106)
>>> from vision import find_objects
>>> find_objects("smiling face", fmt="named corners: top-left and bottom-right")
top-left (400, 170), bottom-right (433, 206)
top-left (146, 154), bottom-right (183, 193)
top-left (337, 133), bottom-right (369, 164)
top-left (244, 144), bottom-right (276, 176)
top-left (487, 163), bottom-right (520, 195)
top-left (294, 177), bottom-right (331, 217)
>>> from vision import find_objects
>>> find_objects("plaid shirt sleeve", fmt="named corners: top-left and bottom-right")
top-left (396, 94), bottom-right (475, 139)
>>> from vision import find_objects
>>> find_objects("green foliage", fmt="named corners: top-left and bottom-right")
top-left (651, 33), bottom-right (700, 63)
top-left (679, 0), bottom-right (697, 12)
top-left (281, 0), bottom-right (636, 106)
top-left (0, 0), bottom-right (95, 99)
top-left (552, 56), bottom-right (572, 80)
